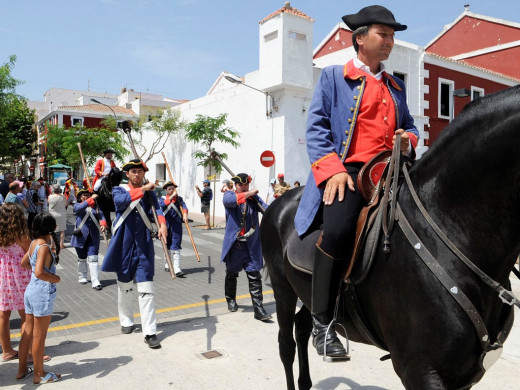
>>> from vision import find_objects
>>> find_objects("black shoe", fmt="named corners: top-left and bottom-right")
top-left (175, 272), bottom-right (186, 278)
top-left (121, 325), bottom-right (135, 334)
top-left (254, 312), bottom-right (273, 321)
top-left (227, 300), bottom-right (238, 312)
top-left (254, 305), bottom-right (273, 321)
top-left (144, 334), bottom-right (161, 349)
top-left (93, 285), bottom-right (103, 291)
top-left (311, 316), bottom-right (349, 358)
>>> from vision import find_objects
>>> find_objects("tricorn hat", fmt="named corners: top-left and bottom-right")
top-left (162, 181), bottom-right (177, 189)
top-left (342, 5), bottom-right (407, 31)
top-left (122, 159), bottom-right (149, 172)
top-left (76, 188), bottom-right (92, 198)
top-left (231, 173), bottom-right (252, 184)
top-left (103, 148), bottom-right (116, 155)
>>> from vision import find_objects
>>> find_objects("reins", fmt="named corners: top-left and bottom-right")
top-left (400, 164), bottom-right (520, 309)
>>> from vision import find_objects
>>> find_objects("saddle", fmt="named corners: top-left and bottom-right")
top-left (287, 150), bottom-right (392, 284)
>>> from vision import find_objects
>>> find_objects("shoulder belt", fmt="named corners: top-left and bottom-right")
top-left (112, 185), bottom-right (154, 233)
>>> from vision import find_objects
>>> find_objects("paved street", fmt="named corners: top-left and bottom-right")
top-left (7, 209), bottom-right (274, 342)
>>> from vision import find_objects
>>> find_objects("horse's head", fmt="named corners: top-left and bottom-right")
top-left (108, 167), bottom-right (123, 187)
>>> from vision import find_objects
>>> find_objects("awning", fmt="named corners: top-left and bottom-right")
top-left (48, 163), bottom-right (72, 169)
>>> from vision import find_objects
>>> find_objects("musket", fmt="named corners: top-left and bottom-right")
top-left (161, 151), bottom-right (201, 262)
top-left (77, 142), bottom-right (109, 246)
top-left (120, 122), bottom-right (175, 279)
top-left (210, 150), bottom-right (265, 214)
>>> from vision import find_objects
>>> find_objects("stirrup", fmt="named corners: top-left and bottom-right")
top-left (323, 282), bottom-right (350, 362)
top-left (322, 320), bottom-right (350, 362)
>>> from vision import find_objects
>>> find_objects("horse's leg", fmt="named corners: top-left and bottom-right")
top-left (294, 304), bottom-right (312, 390)
top-left (274, 287), bottom-right (299, 390)
top-left (396, 360), bottom-right (448, 390)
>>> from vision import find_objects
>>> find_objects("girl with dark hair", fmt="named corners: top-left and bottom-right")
top-left (0, 204), bottom-right (31, 366)
top-left (18, 213), bottom-right (61, 384)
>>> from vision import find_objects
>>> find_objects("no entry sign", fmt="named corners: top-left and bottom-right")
top-left (260, 150), bottom-right (275, 167)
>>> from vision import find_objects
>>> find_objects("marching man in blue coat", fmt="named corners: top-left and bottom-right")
top-left (221, 173), bottom-right (271, 322)
top-left (159, 181), bottom-right (188, 277)
top-left (101, 159), bottom-right (167, 349)
top-left (70, 187), bottom-right (107, 290)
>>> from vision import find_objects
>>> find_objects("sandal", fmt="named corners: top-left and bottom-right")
top-left (17, 367), bottom-right (33, 381)
top-left (2, 352), bottom-right (18, 362)
top-left (27, 355), bottom-right (51, 365)
top-left (34, 372), bottom-right (61, 384)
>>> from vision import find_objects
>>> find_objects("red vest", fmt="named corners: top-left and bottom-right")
top-left (345, 68), bottom-right (396, 164)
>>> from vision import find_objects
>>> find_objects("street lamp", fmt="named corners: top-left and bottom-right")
top-left (91, 98), bottom-right (118, 125)
top-left (224, 73), bottom-right (274, 118)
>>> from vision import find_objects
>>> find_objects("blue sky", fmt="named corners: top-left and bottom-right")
top-left (2, 0), bottom-right (519, 102)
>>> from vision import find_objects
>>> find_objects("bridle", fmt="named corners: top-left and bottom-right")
top-left (383, 134), bottom-right (519, 372)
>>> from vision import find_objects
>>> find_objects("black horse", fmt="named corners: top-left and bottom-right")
top-left (95, 167), bottom-right (123, 234)
top-left (260, 85), bottom-right (520, 389)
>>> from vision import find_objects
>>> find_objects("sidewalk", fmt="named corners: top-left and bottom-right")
top-left (2, 281), bottom-right (519, 389)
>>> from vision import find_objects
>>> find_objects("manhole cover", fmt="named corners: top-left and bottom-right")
top-left (201, 350), bottom-right (222, 359)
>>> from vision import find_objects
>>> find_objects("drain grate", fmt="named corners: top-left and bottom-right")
top-left (201, 350), bottom-right (223, 359)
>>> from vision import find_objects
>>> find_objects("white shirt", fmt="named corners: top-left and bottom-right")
top-left (353, 57), bottom-right (385, 80)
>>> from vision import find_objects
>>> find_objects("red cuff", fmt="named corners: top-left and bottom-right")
top-left (100, 220), bottom-right (108, 227)
top-left (164, 197), bottom-right (171, 205)
top-left (129, 188), bottom-right (144, 201)
top-left (311, 153), bottom-right (347, 187)
top-left (236, 193), bottom-right (246, 204)
top-left (86, 198), bottom-right (96, 207)
top-left (158, 215), bottom-right (166, 225)
top-left (407, 132), bottom-right (418, 149)
top-left (182, 207), bottom-right (188, 213)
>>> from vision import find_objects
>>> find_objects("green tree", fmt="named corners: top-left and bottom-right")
top-left (185, 113), bottom-right (240, 227)
top-left (184, 113), bottom-right (240, 174)
top-left (0, 55), bottom-right (37, 165)
top-left (45, 121), bottom-right (128, 169)
top-left (130, 108), bottom-right (185, 163)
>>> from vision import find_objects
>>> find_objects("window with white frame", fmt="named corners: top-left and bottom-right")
top-left (71, 116), bottom-right (84, 126)
top-left (438, 79), bottom-right (454, 119)
top-left (471, 86), bottom-right (484, 101)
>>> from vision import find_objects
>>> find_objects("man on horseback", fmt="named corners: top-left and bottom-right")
top-left (294, 5), bottom-right (419, 359)
top-left (93, 148), bottom-right (117, 192)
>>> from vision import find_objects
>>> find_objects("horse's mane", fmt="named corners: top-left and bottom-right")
top-left (416, 85), bottom-right (520, 166)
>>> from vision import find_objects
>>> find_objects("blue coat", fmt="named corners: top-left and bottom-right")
top-left (69, 199), bottom-right (105, 249)
top-left (101, 185), bottom-right (164, 280)
top-left (159, 195), bottom-right (187, 250)
top-left (221, 191), bottom-right (268, 268)
top-left (294, 63), bottom-right (419, 235)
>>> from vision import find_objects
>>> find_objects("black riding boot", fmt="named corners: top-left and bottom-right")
top-left (311, 245), bottom-right (349, 359)
top-left (225, 272), bottom-right (239, 312)
top-left (246, 271), bottom-right (272, 321)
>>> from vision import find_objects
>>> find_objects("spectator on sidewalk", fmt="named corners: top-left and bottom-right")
top-left (48, 184), bottom-right (68, 250)
top-left (265, 178), bottom-right (276, 205)
top-left (220, 179), bottom-right (234, 193)
top-left (27, 181), bottom-right (43, 230)
top-left (274, 173), bottom-right (291, 198)
top-left (0, 204), bottom-right (31, 364)
top-left (19, 213), bottom-right (61, 384)
top-left (195, 179), bottom-right (212, 230)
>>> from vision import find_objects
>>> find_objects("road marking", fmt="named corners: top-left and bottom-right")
top-left (10, 290), bottom-right (274, 339)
